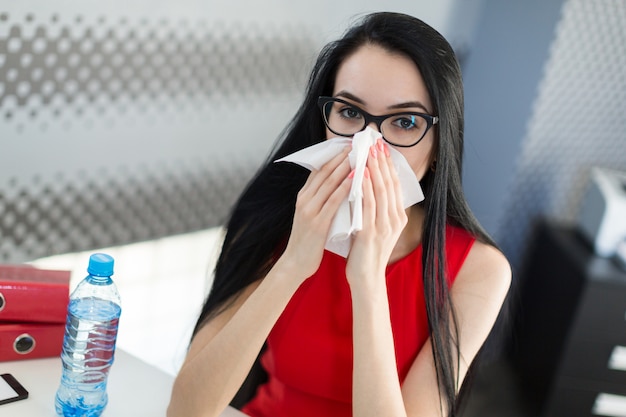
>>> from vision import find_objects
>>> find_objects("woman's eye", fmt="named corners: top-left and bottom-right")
top-left (393, 116), bottom-right (419, 130)
top-left (339, 107), bottom-right (362, 119)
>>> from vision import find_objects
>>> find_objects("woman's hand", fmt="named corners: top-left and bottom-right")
top-left (276, 146), bottom-right (353, 282)
top-left (346, 139), bottom-right (408, 291)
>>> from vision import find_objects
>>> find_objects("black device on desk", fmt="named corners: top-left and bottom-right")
top-left (0, 373), bottom-right (28, 405)
top-left (511, 220), bottom-right (626, 416)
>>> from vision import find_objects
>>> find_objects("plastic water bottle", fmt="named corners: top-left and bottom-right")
top-left (55, 253), bottom-right (122, 417)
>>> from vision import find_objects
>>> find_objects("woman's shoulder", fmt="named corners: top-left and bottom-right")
top-left (454, 237), bottom-right (511, 302)
top-left (448, 236), bottom-right (512, 375)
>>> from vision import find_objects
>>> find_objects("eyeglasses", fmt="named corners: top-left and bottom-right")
top-left (317, 96), bottom-right (438, 148)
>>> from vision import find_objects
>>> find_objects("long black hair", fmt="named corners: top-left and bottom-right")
top-left (193, 12), bottom-right (496, 416)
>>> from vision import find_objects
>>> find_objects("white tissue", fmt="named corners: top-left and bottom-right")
top-left (276, 127), bottom-right (424, 257)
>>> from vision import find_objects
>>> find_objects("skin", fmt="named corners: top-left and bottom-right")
top-left (167, 44), bottom-right (511, 417)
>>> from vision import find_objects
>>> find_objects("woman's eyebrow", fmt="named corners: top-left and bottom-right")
top-left (387, 101), bottom-right (430, 113)
top-left (334, 91), bottom-right (366, 105)
top-left (334, 90), bottom-right (430, 113)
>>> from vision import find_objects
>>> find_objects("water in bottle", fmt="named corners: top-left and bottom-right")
top-left (55, 253), bottom-right (122, 417)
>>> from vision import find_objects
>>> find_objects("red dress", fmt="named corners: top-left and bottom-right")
top-left (242, 225), bottom-right (475, 417)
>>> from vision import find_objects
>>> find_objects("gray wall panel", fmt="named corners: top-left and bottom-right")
top-left (497, 0), bottom-right (626, 268)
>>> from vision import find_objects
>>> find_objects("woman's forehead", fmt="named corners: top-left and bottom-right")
top-left (332, 44), bottom-right (432, 113)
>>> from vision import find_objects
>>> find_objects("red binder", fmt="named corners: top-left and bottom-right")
top-left (0, 265), bottom-right (70, 324)
top-left (0, 322), bottom-right (65, 361)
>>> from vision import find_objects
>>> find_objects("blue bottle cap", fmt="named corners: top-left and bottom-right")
top-left (87, 253), bottom-right (115, 277)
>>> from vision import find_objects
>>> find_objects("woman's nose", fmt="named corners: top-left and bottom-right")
top-left (366, 121), bottom-right (382, 133)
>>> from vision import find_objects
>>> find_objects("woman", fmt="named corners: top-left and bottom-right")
top-left (168, 12), bottom-right (510, 417)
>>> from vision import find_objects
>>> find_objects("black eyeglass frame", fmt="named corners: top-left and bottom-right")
top-left (317, 96), bottom-right (439, 148)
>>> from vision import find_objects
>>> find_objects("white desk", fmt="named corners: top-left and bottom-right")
top-left (1, 350), bottom-right (246, 416)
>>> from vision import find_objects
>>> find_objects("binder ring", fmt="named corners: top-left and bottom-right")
top-left (0, 292), bottom-right (4, 312)
top-left (13, 333), bottom-right (36, 355)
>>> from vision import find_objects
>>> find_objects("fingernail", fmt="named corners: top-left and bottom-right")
top-left (370, 146), bottom-right (377, 158)
top-left (364, 167), bottom-right (370, 179)
top-left (383, 143), bottom-right (390, 157)
top-left (348, 169), bottom-right (355, 179)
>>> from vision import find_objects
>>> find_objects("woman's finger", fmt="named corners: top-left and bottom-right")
top-left (298, 146), bottom-right (351, 207)
top-left (366, 143), bottom-right (390, 225)
top-left (378, 140), bottom-right (403, 216)
top-left (375, 140), bottom-right (398, 215)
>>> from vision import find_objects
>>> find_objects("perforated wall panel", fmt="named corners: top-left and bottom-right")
top-left (0, 11), bottom-right (319, 262)
top-left (0, 13), bottom-right (313, 131)
top-left (496, 0), bottom-right (626, 267)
